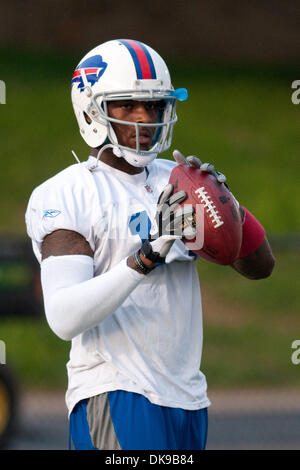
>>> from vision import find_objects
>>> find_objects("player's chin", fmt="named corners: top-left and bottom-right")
top-left (140, 143), bottom-right (153, 151)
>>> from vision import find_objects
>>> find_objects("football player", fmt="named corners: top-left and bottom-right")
top-left (25, 39), bottom-right (275, 450)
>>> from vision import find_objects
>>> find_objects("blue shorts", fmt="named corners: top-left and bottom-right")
top-left (69, 390), bottom-right (208, 450)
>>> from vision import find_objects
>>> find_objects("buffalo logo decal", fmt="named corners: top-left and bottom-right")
top-left (72, 55), bottom-right (108, 91)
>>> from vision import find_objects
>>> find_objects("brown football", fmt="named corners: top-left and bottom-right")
top-left (169, 164), bottom-right (243, 265)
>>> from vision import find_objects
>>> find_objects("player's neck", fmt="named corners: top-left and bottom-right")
top-left (90, 148), bottom-right (144, 175)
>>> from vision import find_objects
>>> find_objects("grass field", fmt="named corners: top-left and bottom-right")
top-left (199, 250), bottom-right (300, 389)
top-left (0, 48), bottom-right (299, 390)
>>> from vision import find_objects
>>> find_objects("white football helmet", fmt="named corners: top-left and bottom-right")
top-left (71, 39), bottom-right (187, 167)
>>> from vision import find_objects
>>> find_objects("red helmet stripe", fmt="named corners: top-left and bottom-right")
top-left (120, 39), bottom-right (156, 80)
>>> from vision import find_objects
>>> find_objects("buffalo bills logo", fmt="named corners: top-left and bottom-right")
top-left (71, 55), bottom-right (108, 92)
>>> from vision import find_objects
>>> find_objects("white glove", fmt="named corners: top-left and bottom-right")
top-left (140, 183), bottom-right (196, 264)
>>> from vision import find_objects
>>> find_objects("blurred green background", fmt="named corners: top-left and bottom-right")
top-left (0, 46), bottom-right (299, 392)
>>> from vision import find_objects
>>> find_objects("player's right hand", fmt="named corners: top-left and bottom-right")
top-left (144, 183), bottom-right (196, 262)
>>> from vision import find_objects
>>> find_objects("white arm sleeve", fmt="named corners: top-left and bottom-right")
top-left (41, 255), bottom-right (144, 341)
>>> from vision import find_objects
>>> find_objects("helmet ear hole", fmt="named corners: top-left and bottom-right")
top-left (83, 112), bottom-right (92, 125)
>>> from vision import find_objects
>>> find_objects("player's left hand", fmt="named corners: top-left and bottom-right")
top-left (173, 149), bottom-right (227, 184)
top-left (172, 149), bottom-right (244, 223)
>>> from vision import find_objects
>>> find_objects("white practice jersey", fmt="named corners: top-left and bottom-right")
top-left (25, 155), bottom-right (210, 414)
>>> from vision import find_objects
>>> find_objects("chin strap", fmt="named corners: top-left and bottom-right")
top-left (87, 144), bottom-right (115, 171)
top-left (84, 142), bottom-right (159, 172)
top-left (112, 145), bottom-right (159, 168)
